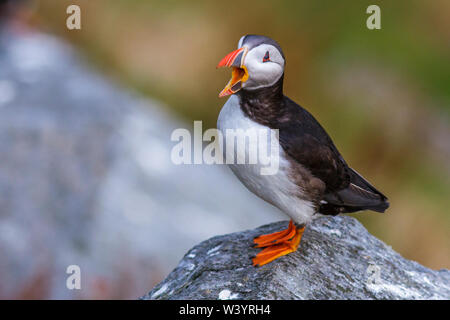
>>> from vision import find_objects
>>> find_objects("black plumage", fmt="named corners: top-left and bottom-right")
top-left (238, 75), bottom-right (389, 215)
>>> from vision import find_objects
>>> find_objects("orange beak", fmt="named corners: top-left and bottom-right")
top-left (217, 47), bottom-right (249, 97)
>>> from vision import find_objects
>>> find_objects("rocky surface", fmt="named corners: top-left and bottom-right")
top-left (144, 216), bottom-right (450, 300)
top-left (0, 27), bottom-right (283, 299)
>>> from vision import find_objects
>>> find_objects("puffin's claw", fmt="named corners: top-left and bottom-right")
top-left (252, 220), bottom-right (305, 267)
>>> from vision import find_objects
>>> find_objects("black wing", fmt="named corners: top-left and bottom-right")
top-left (279, 97), bottom-right (389, 215)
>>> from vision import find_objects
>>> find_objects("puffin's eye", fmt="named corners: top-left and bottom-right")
top-left (262, 51), bottom-right (270, 62)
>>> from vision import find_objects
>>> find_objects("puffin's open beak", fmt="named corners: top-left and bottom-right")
top-left (217, 47), bottom-right (249, 97)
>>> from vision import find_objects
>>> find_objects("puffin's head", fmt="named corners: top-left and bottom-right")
top-left (217, 35), bottom-right (285, 97)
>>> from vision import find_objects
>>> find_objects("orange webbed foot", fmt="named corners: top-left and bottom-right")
top-left (253, 220), bottom-right (296, 248)
top-left (252, 221), bottom-right (305, 267)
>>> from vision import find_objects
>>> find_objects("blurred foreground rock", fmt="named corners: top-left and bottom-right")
top-left (145, 216), bottom-right (450, 300)
top-left (0, 28), bottom-right (283, 299)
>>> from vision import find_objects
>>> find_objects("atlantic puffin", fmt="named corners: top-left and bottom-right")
top-left (217, 35), bottom-right (389, 267)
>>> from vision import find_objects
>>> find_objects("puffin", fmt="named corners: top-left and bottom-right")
top-left (216, 35), bottom-right (389, 267)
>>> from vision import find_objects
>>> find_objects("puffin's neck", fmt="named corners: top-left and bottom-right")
top-left (237, 75), bottom-right (286, 126)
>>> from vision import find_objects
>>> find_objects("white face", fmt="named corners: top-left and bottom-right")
top-left (240, 43), bottom-right (285, 90)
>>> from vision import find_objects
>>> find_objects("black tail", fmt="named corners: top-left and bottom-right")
top-left (320, 168), bottom-right (389, 215)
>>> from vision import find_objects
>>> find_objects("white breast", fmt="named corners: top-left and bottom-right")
top-left (217, 95), bottom-right (316, 224)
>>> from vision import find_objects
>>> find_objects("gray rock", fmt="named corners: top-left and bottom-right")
top-left (144, 216), bottom-right (450, 300)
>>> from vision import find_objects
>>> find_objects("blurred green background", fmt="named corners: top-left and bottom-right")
top-left (24, 0), bottom-right (449, 269)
